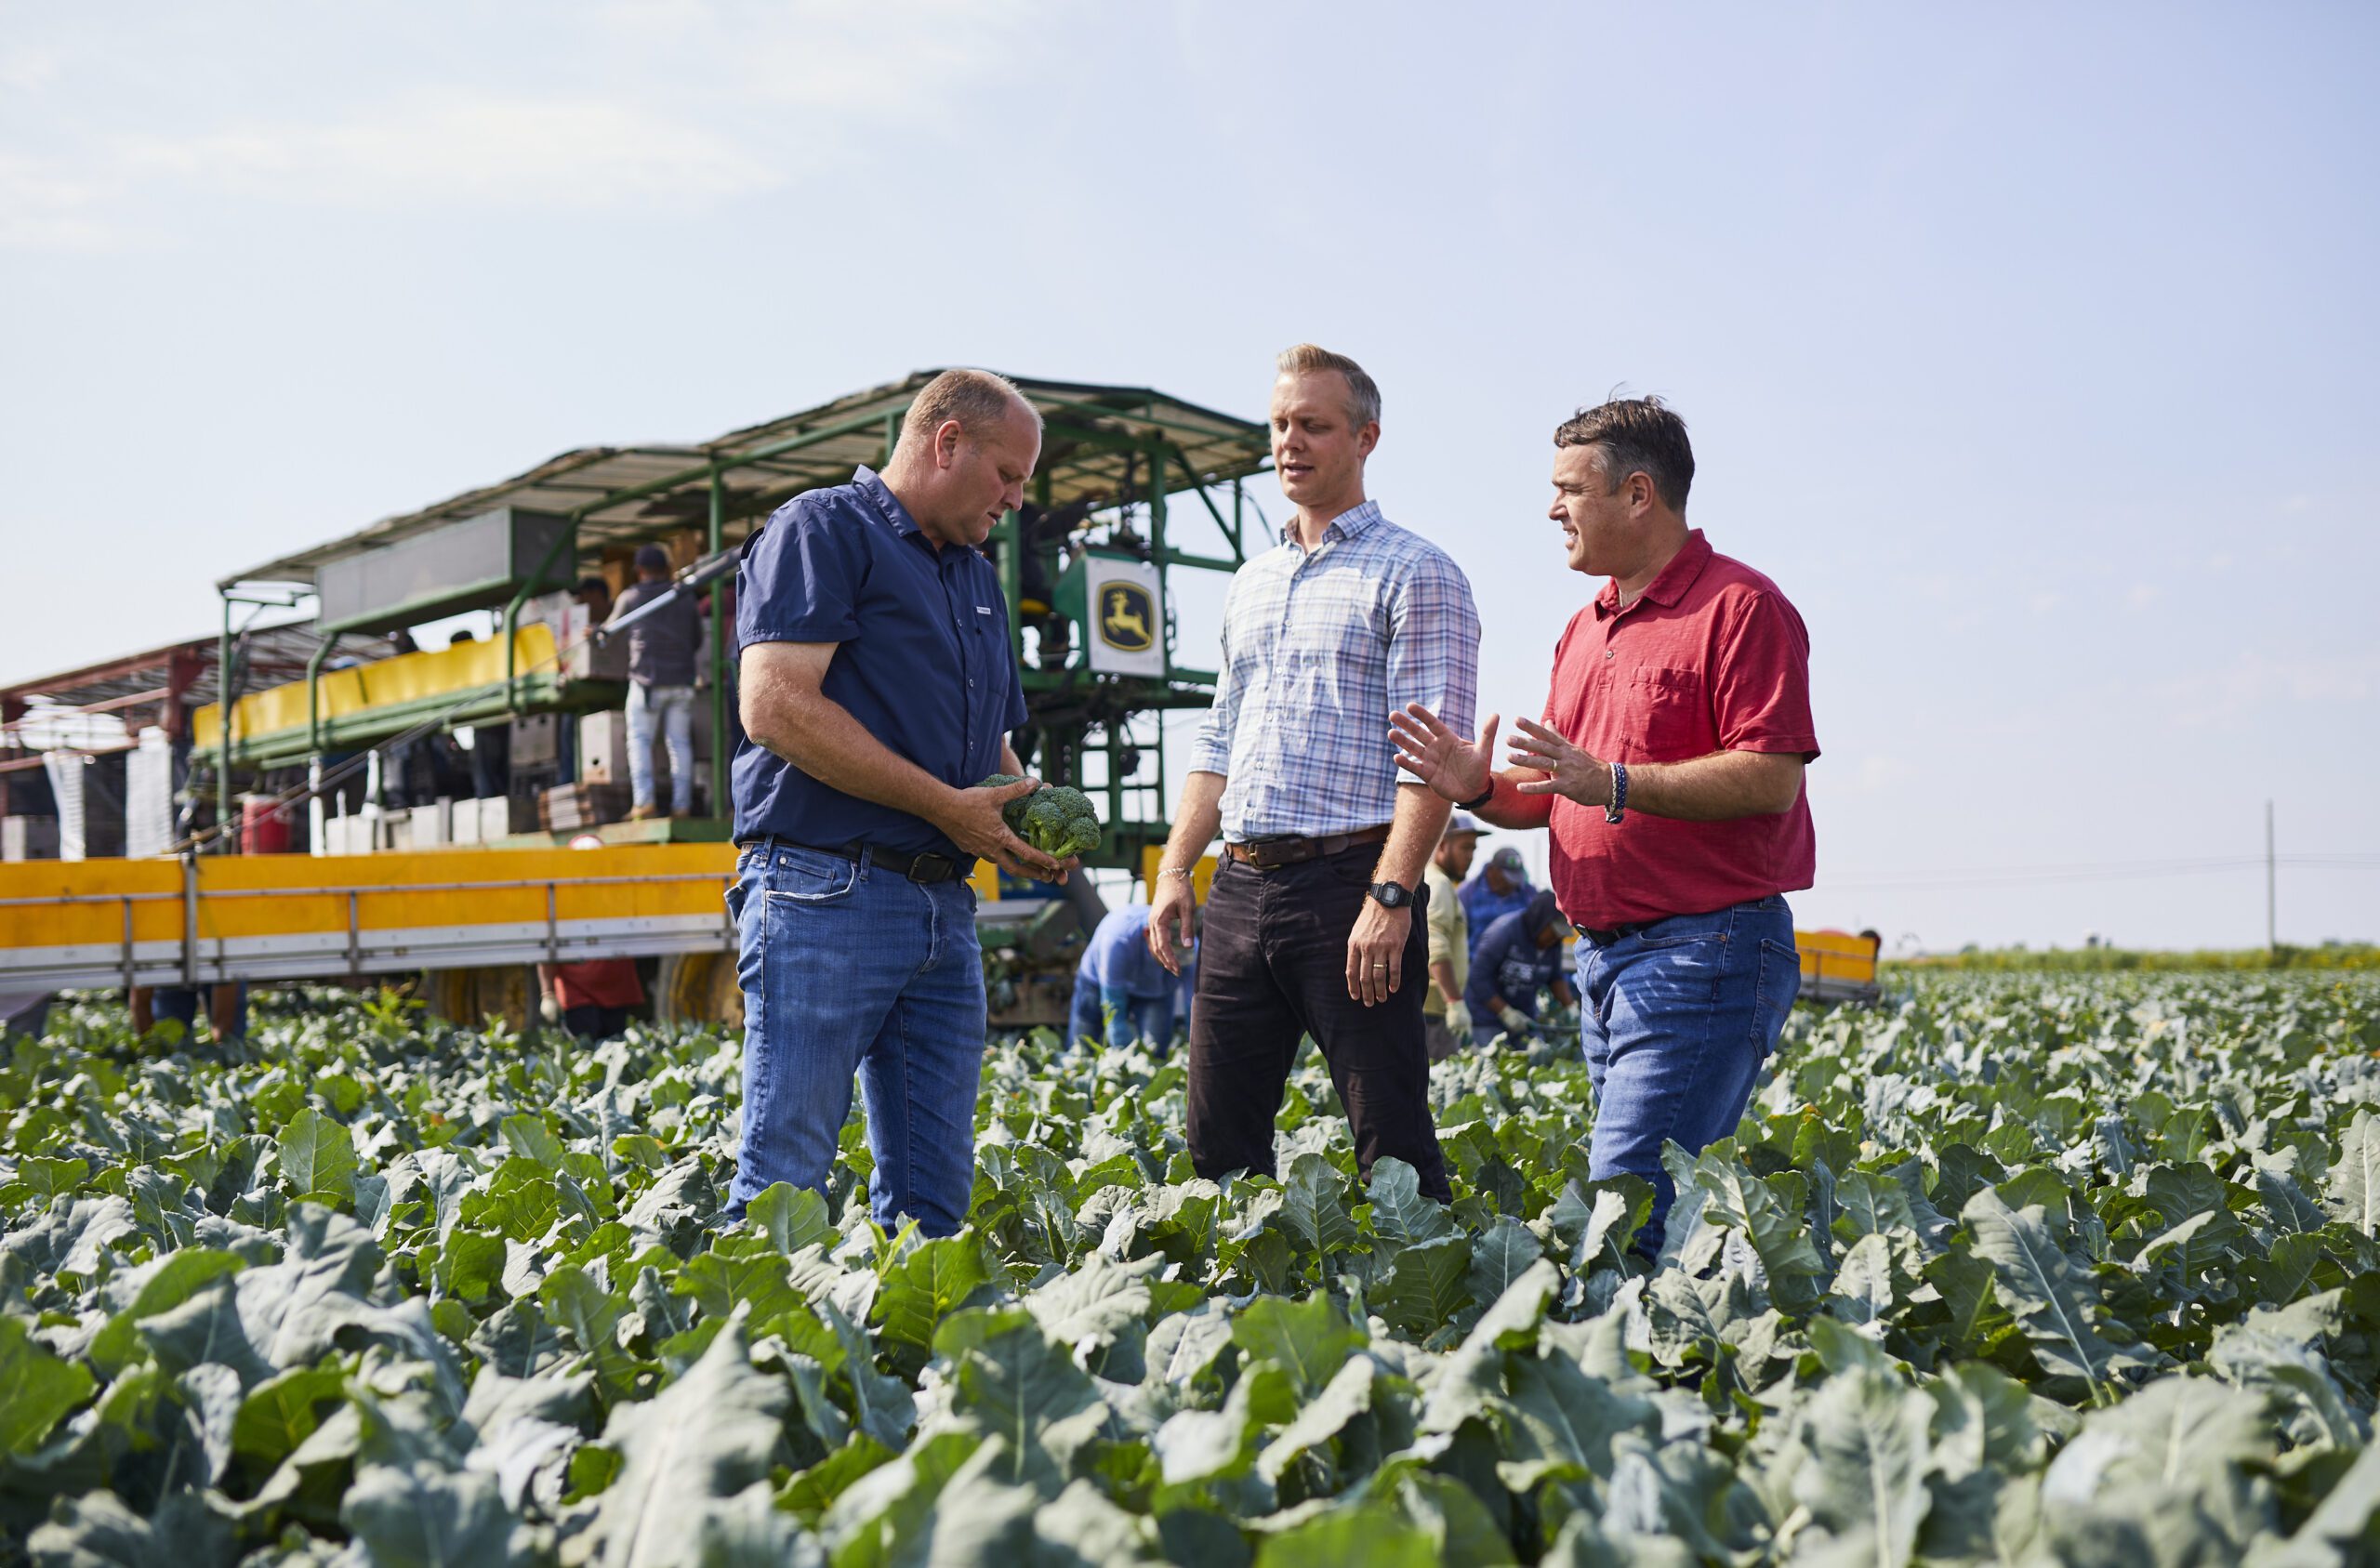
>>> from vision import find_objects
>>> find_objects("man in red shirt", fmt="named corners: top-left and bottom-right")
top-left (1393, 396), bottom-right (1816, 1252)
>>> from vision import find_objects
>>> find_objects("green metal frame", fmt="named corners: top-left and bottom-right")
top-left (205, 376), bottom-right (1273, 871)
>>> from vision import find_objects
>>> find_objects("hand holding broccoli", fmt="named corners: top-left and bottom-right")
top-left (941, 777), bottom-right (1065, 883)
top-left (960, 774), bottom-right (1100, 881)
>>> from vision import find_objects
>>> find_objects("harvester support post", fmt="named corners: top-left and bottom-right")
top-left (708, 471), bottom-right (728, 822)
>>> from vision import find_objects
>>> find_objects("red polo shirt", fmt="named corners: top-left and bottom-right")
top-left (1543, 530), bottom-right (1818, 928)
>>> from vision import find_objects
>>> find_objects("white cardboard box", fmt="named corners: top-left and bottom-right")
top-left (580, 711), bottom-right (632, 785)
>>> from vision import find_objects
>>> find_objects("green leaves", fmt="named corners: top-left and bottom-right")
top-left (8, 961), bottom-right (2380, 1568)
top-left (1961, 1186), bottom-right (2144, 1401)
top-left (274, 1107), bottom-right (359, 1203)
top-left (0, 1313), bottom-right (95, 1453)
top-left (580, 1315), bottom-right (789, 1566)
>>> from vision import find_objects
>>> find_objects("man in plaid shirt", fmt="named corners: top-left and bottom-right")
top-left (1148, 344), bottom-right (1480, 1203)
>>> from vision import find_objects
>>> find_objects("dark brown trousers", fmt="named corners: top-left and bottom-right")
top-left (1184, 843), bottom-right (1452, 1202)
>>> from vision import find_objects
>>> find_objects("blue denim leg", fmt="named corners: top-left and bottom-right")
top-left (1067, 973), bottom-right (1104, 1049)
top-left (729, 846), bottom-right (987, 1236)
top-left (1575, 895), bottom-right (1801, 1253)
top-left (659, 686), bottom-right (696, 815)
top-left (626, 682), bottom-right (660, 810)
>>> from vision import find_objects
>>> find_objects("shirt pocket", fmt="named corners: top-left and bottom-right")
top-left (1628, 666), bottom-right (1712, 761)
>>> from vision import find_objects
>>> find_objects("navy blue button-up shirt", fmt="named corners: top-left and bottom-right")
top-left (733, 467), bottom-right (1028, 858)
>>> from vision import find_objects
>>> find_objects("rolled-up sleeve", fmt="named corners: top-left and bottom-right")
top-left (1185, 579), bottom-right (1242, 777)
top-left (735, 499), bottom-right (864, 651)
top-left (1385, 550), bottom-right (1480, 740)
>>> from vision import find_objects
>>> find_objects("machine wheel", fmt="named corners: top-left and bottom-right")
top-left (423, 966), bottom-right (536, 1032)
top-left (656, 949), bottom-right (744, 1031)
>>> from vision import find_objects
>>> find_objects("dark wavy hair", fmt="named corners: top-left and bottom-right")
top-left (1554, 395), bottom-right (1694, 513)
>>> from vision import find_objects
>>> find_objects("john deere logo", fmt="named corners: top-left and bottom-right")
top-left (1099, 582), bottom-right (1156, 652)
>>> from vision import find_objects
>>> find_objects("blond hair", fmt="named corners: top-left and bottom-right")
top-left (1275, 344), bottom-right (1381, 428)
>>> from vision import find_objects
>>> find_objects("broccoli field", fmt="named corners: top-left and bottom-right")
top-left (6, 973), bottom-right (2380, 1566)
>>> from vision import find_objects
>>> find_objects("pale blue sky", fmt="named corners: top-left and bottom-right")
top-left (6, 2), bottom-right (2374, 949)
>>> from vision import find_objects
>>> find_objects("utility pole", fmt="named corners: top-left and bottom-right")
top-left (2266, 799), bottom-right (2276, 953)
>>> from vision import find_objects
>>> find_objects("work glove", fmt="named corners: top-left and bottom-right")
top-left (1442, 1001), bottom-right (1472, 1039)
top-left (1499, 1004), bottom-right (1531, 1035)
top-left (539, 995), bottom-right (561, 1026)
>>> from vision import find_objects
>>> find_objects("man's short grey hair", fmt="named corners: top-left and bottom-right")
top-left (1275, 343), bottom-right (1382, 429)
top-left (902, 368), bottom-right (1040, 445)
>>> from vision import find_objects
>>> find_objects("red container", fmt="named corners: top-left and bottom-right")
top-left (240, 795), bottom-right (294, 855)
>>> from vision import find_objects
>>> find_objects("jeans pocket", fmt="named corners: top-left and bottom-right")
top-left (765, 849), bottom-right (860, 905)
top-left (1752, 937), bottom-right (1801, 1053)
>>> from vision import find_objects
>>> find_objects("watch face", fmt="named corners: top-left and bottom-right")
top-left (1370, 882), bottom-right (1410, 908)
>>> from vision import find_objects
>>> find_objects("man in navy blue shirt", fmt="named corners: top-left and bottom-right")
top-left (730, 369), bottom-right (1071, 1235)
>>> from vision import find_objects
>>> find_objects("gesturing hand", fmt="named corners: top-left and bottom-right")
top-left (1390, 703), bottom-right (1499, 803)
top-left (940, 777), bottom-right (1067, 883)
top-left (1507, 718), bottom-right (1614, 807)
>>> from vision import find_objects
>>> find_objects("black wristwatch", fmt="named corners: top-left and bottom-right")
top-left (1368, 880), bottom-right (1415, 909)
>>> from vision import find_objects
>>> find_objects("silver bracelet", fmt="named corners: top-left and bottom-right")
top-left (1157, 866), bottom-right (1197, 879)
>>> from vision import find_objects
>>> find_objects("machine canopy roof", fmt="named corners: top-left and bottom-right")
top-left (221, 372), bottom-right (1274, 590)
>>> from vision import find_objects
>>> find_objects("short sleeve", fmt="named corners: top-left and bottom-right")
top-left (1712, 590), bottom-right (1818, 758)
top-left (735, 497), bottom-right (866, 651)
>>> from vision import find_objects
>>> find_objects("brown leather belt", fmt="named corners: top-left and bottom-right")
top-left (1223, 824), bottom-right (1391, 871)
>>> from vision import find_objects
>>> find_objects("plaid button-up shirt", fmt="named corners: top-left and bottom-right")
top-left (1188, 500), bottom-right (1479, 841)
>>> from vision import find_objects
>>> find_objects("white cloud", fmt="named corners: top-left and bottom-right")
top-left (0, 152), bottom-right (133, 252)
top-left (118, 95), bottom-right (783, 212)
top-left (2157, 649), bottom-right (2379, 728)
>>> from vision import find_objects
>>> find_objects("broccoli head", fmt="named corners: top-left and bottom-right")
top-left (972, 775), bottom-right (1102, 860)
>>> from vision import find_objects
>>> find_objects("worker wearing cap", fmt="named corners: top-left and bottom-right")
top-left (1421, 813), bottom-right (1479, 1061)
top-left (1459, 844), bottom-right (1533, 959)
top-left (1464, 890), bottom-right (1575, 1048)
top-left (609, 543), bottom-right (705, 819)
top-left (732, 369), bottom-right (1071, 1237)
top-left (1147, 344), bottom-right (1480, 1206)
top-left (1395, 396), bottom-right (1817, 1254)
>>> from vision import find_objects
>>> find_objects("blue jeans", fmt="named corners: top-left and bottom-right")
top-left (1575, 895), bottom-right (1800, 1254)
top-left (628, 682), bottom-right (696, 814)
top-left (1066, 973), bottom-right (1176, 1055)
top-left (727, 843), bottom-right (986, 1235)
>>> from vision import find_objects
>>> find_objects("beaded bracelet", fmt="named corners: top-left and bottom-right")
top-left (1604, 761), bottom-right (1629, 825)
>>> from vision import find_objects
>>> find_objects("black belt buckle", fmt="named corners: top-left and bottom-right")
top-left (908, 852), bottom-right (955, 884)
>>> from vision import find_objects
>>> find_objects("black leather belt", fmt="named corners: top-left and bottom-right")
top-left (736, 836), bottom-right (972, 884)
top-left (1223, 824), bottom-right (1392, 870)
top-left (1580, 921), bottom-right (1647, 945)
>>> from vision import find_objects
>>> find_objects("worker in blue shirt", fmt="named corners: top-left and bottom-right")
top-left (1465, 890), bottom-right (1575, 1048)
top-left (1068, 904), bottom-right (1196, 1054)
top-left (1459, 845), bottom-right (1534, 960)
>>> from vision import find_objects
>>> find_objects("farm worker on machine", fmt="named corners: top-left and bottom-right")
top-left (1394, 395), bottom-right (1818, 1254)
top-left (1149, 344), bottom-right (1480, 1205)
top-left (1460, 844), bottom-right (1534, 960)
top-left (610, 543), bottom-right (704, 820)
top-left (1464, 889), bottom-right (1576, 1048)
top-left (538, 833), bottom-right (646, 1039)
top-left (1069, 903), bottom-right (1196, 1055)
top-left (1421, 812), bottom-right (1481, 1061)
top-left (730, 369), bottom-right (1073, 1234)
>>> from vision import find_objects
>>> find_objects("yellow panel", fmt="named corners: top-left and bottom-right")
top-left (968, 862), bottom-right (999, 903)
top-left (1139, 847), bottom-right (1217, 903)
top-left (1795, 928), bottom-right (1878, 984)
top-left (0, 843), bottom-right (738, 955)
top-left (192, 625), bottom-right (560, 749)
